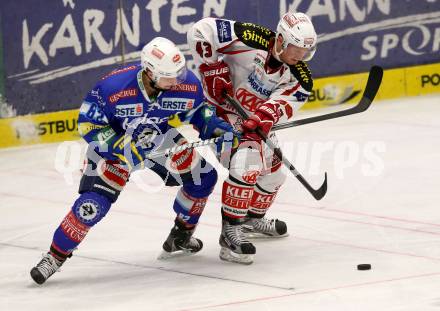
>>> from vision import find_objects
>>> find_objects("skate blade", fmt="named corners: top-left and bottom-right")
top-left (243, 232), bottom-right (290, 239)
top-left (157, 249), bottom-right (196, 260)
top-left (219, 247), bottom-right (254, 265)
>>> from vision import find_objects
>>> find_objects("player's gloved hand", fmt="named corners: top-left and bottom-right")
top-left (110, 134), bottom-right (147, 171)
top-left (90, 124), bottom-right (159, 171)
top-left (194, 105), bottom-right (240, 154)
top-left (241, 102), bottom-right (282, 141)
top-left (112, 124), bottom-right (160, 170)
top-left (199, 61), bottom-right (233, 104)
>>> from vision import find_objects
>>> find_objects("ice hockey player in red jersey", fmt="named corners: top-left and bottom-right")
top-left (187, 12), bottom-right (317, 264)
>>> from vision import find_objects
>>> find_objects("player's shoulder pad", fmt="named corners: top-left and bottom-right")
top-left (97, 63), bottom-right (140, 97)
top-left (99, 64), bottom-right (140, 87)
top-left (233, 22), bottom-right (275, 51)
top-left (289, 61), bottom-right (313, 92)
top-left (183, 70), bottom-right (202, 86)
top-left (101, 63), bottom-right (140, 81)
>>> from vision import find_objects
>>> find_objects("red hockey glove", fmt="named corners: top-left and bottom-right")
top-left (199, 61), bottom-right (233, 104)
top-left (241, 102), bottom-right (282, 141)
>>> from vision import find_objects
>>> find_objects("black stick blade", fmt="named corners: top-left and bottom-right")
top-left (363, 66), bottom-right (383, 103)
top-left (313, 172), bottom-right (328, 201)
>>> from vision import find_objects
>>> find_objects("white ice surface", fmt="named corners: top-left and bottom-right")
top-left (1, 95), bottom-right (440, 311)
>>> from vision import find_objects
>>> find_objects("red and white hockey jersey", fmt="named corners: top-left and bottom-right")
top-left (187, 17), bottom-right (313, 128)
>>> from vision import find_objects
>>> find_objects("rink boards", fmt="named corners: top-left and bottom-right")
top-left (0, 62), bottom-right (439, 148)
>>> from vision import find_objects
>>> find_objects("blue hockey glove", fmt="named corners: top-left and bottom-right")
top-left (192, 105), bottom-right (240, 154)
top-left (91, 124), bottom-right (160, 171)
top-left (111, 134), bottom-right (146, 171)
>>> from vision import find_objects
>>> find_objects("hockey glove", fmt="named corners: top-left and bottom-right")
top-left (193, 105), bottom-right (240, 154)
top-left (241, 102), bottom-right (282, 141)
top-left (199, 61), bottom-right (233, 104)
top-left (92, 124), bottom-right (160, 171)
top-left (111, 134), bottom-right (146, 171)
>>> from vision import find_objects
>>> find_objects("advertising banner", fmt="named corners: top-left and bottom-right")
top-left (0, 0), bottom-right (439, 116)
top-left (1, 62), bottom-right (438, 149)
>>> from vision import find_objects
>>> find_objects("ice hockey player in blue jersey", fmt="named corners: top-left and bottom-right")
top-left (30, 37), bottom-right (238, 285)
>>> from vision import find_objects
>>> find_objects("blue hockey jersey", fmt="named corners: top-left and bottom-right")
top-left (78, 64), bottom-right (207, 160)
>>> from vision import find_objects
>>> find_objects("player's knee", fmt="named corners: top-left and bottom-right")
top-left (257, 170), bottom-right (287, 193)
top-left (274, 169), bottom-right (287, 186)
top-left (72, 192), bottom-right (112, 227)
top-left (228, 148), bottom-right (263, 184)
top-left (79, 158), bottom-right (129, 203)
top-left (201, 165), bottom-right (218, 193)
top-left (183, 163), bottom-right (218, 198)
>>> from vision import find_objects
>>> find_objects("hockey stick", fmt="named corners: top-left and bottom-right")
top-left (272, 66), bottom-right (384, 131)
top-left (145, 137), bottom-right (222, 159)
top-left (223, 94), bottom-right (327, 201)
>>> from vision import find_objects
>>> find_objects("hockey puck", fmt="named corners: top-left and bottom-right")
top-left (357, 264), bottom-right (371, 270)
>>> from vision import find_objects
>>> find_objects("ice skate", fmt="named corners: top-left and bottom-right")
top-left (219, 220), bottom-right (256, 265)
top-left (158, 224), bottom-right (203, 260)
top-left (242, 216), bottom-right (288, 239)
top-left (30, 253), bottom-right (64, 285)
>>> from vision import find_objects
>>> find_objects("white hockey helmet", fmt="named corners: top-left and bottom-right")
top-left (141, 37), bottom-right (187, 83)
top-left (275, 12), bottom-right (317, 61)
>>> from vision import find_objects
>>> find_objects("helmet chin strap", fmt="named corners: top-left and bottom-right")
top-left (143, 71), bottom-right (166, 95)
top-left (148, 73), bottom-right (169, 92)
top-left (149, 80), bottom-right (169, 92)
top-left (272, 34), bottom-right (284, 62)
